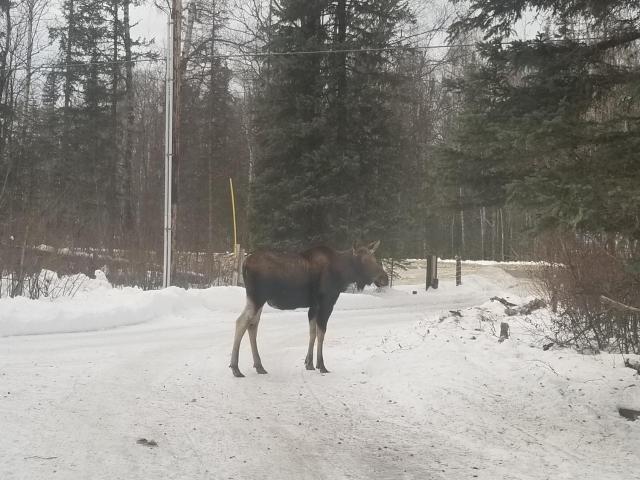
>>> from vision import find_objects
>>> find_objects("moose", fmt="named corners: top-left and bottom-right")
top-left (230, 241), bottom-right (389, 377)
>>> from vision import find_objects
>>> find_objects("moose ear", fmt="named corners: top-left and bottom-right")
top-left (368, 240), bottom-right (381, 253)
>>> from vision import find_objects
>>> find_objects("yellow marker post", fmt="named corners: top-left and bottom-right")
top-left (229, 178), bottom-right (238, 255)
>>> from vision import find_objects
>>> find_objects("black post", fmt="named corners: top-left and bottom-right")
top-left (432, 255), bottom-right (438, 289)
top-left (426, 255), bottom-right (439, 290)
top-left (455, 255), bottom-right (461, 286)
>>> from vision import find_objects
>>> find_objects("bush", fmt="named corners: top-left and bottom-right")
top-left (0, 242), bottom-right (244, 298)
top-left (533, 231), bottom-right (640, 354)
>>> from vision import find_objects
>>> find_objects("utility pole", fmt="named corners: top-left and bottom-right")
top-left (163, 0), bottom-right (182, 288)
top-left (163, 5), bottom-right (174, 288)
top-left (172, 0), bottom-right (182, 272)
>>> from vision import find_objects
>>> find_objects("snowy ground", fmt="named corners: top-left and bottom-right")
top-left (1, 266), bottom-right (639, 479)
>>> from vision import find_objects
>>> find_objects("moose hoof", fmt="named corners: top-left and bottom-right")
top-left (255, 365), bottom-right (268, 374)
top-left (305, 362), bottom-right (315, 371)
top-left (317, 365), bottom-right (330, 374)
top-left (230, 366), bottom-right (245, 378)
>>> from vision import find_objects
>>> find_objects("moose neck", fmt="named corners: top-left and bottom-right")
top-left (336, 249), bottom-right (362, 287)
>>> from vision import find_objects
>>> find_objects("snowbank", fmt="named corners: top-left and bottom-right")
top-left (0, 270), bottom-right (247, 337)
top-left (0, 270), bottom-right (506, 338)
top-left (439, 258), bottom-right (543, 266)
top-left (364, 291), bottom-right (640, 478)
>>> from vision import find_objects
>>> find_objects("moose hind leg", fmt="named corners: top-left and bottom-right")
top-left (248, 307), bottom-right (267, 374)
top-left (305, 310), bottom-right (317, 370)
top-left (230, 299), bottom-right (257, 377)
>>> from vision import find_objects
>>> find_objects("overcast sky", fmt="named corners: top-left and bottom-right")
top-left (39, 2), bottom-right (169, 59)
top-left (132, 3), bottom-right (168, 47)
top-left (129, 1), bottom-right (456, 53)
top-left (39, 1), bottom-right (543, 73)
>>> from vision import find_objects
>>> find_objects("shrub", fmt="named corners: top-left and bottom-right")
top-left (533, 231), bottom-right (640, 354)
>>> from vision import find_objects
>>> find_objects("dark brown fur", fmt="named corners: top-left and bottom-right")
top-left (230, 242), bottom-right (388, 377)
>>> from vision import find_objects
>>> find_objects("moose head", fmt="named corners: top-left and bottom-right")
top-left (351, 240), bottom-right (389, 290)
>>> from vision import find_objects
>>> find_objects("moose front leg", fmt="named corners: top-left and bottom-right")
top-left (316, 327), bottom-right (329, 373)
top-left (315, 301), bottom-right (335, 374)
top-left (230, 299), bottom-right (259, 378)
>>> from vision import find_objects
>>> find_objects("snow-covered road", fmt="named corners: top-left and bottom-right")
top-left (1, 271), bottom-right (639, 479)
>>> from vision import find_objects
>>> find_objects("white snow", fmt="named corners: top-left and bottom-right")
top-left (1, 270), bottom-right (638, 479)
top-left (405, 258), bottom-right (542, 266)
top-left (440, 259), bottom-right (543, 266)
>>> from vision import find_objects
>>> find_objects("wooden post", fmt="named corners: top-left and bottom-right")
top-left (229, 178), bottom-right (238, 255)
top-left (231, 245), bottom-right (243, 286)
top-left (236, 247), bottom-right (245, 287)
top-left (455, 255), bottom-right (461, 286)
top-left (426, 255), bottom-right (438, 290)
top-left (499, 322), bottom-right (510, 342)
top-left (432, 255), bottom-right (438, 289)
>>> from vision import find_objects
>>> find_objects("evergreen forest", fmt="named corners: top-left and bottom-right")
top-left (1, 0), bottom-right (639, 287)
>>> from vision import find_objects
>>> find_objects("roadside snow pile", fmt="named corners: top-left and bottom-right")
top-left (72, 269), bottom-right (112, 293)
top-left (439, 258), bottom-right (543, 266)
top-left (0, 271), bottom-right (505, 338)
top-left (0, 269), bottom-right (112, 301)
top-left (365, 293), bottom-right (640, 478)
top-left (0, 271), bottom-right (247, 337)
top-left (404, 258), bottom-right (543, 266)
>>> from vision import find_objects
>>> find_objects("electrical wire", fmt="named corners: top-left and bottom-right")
top-left (6, 34), bottom-right (632, 72)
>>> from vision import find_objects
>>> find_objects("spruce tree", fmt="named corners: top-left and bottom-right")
top-left (48, 0), bottom-right (149, 247)
top-left (442, 1), bottom-right (640, 240)
top-left (251, 0), bottom-right (415, 252)
top-left (251, 0), bottom-right (329, 249)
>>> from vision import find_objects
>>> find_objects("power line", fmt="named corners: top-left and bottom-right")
top-left (205, 35), bottom-right (629, 59)
top-left (16, 57), bottom-right (163, 72)
top-left (213, 45), bottom-right (448, 59)
top-left (7, 34), bottom-right (629, 71)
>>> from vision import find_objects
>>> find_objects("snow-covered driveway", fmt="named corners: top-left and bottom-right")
top-left (1, 272), bottom-right (639, 479)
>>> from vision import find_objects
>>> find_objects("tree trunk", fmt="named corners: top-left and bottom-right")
top-left (63, 1), bottom-right (74, 123)
top-left (335, 0), bottom-right (347, 144)
top-left (182, 1), bottom-right (195, 64)
top-left (499, 207), bottom-right (505, 261)
top-left (0, 2), bottom-right (13, 207)
top-left (121, 0), bottom-right (135, 245)
top-left (491, 208), bottom-right (496, 260)
top-left (112, 0), bottom-right (121, 245)
top-left (480, 206), bottom-right (486, 260)
top-left (60, 0), bottom-right (75, 229)
top-left (450, 214), bottom-right (455, 258)
top-left (22, 1), bottom-right (36, 136)
top-left (459, 187), bottom-right (465, 257)
top-left (0, 2), bottom-right (11, 101)
top-left (208, 0), bottom-right (216, 250)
